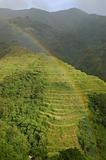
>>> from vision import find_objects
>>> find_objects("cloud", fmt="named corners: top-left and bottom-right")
top-left (0, 0), bottom-right (28, 9)
top-left (30, 0), bottom-right (74, 11)
top-left (31, 0), bottom-right (49, 10)
top-left (0, 0), bottom-right (106, 15)
top-left (47, 0), bottom-right (75, 11)
top-left (76, 0), bottom-right (106, 15)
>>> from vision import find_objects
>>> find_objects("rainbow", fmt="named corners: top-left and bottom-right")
top-left (10, 22), bottom-right (53, 56)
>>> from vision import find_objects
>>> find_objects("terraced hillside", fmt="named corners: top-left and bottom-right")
top-left (0, 48), bottom-right (106, 160)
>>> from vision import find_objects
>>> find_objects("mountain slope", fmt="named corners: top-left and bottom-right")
top-left (0, 8), bottom-right (106, 81)
top-left (0, 47), bottom-right (106, 160)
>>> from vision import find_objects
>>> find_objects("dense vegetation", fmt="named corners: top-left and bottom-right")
top-left (0, 8), bottom-right (106, 80)
top-left (0, 69), bottom-right (48, 160)
top-left (88, 93), bottom-right (106, 159)
top-left (0, 48), bottom-right (106, 159)
top-left (49, 148), bottom-right (86, 160)
top-left (77, 93), bottom-right (106, 160)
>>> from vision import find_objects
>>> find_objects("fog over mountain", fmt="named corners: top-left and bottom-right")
top-left (0, 0), bottom-right (106, 15)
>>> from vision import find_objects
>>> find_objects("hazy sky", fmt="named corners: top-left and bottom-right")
top-left (0, 0), bottom-right (106, 15)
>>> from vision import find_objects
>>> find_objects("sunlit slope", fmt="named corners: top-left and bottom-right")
top-left (0, 49), bottom-right (106, 159)
top-left (32, 54), bottom-right (105, 156)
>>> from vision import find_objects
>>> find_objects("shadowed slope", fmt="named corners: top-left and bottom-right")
top-left (0, 8), bottom-right (106, 80)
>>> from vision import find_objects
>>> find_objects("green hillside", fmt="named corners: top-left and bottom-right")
top-left (0, 47), bottom-right (106, 160)
top-left (0, 8), bottom-right (106, 80)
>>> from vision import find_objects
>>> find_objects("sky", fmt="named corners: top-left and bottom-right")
top-left (0, 0), bottom-right (106, 15)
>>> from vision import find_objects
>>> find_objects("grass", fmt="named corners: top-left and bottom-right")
top-left (0, 47), bottom-right (106, 159)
